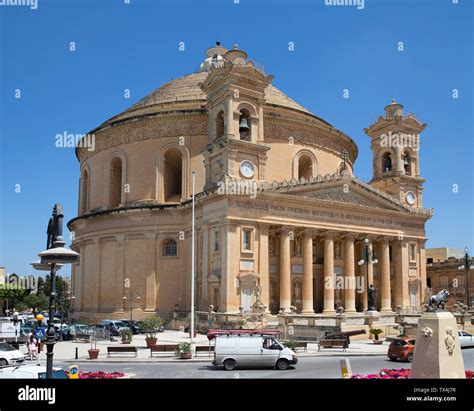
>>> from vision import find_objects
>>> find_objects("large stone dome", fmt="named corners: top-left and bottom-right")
top-left (95, 49), bottom-right (332, 132)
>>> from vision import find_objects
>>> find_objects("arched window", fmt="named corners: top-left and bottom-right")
top-left (163, 239), bottom-right (177, 256)
top-left (109, 157), bottom-right (122, 208)
top-left (238, 109), bottom-right (251, 141)
top-left (382, 152), bottom-right (392, 173)
top-left (403, 151), bottom-right (412, 175)
top-left (80, 169), bottom-right (89, 214)
top-left (298, 154), bottom-right (313, 179)
top-left (164, 149), bottom-right (183, 202)
top-left (293, 150), bottom-right (317, 180)
top-left (215, 110), bottom-right (225, 140)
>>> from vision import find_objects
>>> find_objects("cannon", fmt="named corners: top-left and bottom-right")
top-left (323, 329), bottom-right (367, 347)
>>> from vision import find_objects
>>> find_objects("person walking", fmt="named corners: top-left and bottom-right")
top-left (28, 334), bottom-right (38, 360)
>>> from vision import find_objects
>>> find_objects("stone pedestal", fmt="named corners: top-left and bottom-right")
top-left (411, 311), bottom-right (465, 379)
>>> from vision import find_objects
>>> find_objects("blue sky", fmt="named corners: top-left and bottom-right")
top-left (0, 0), bottom-right (472, 277)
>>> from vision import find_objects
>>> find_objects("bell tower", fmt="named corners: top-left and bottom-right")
top-left (364, 100), bottom-right (427, 207)
top-left (200, 43), bottom-right (273, 190)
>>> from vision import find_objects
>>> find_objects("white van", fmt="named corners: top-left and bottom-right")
top-left (212, 334), bottom-right (297, 370)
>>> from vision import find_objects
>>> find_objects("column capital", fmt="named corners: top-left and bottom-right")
top-left (279, 225), bottom-right (295, 235)
top-left (302, 228), bottom-right (318, 238)
top-left (341, 232), bottom-right (356, 241)
top-left (258, 222), bottom-right (271, 232)
top-left (377, 236), bottom-right (390, 245)
top-left (322, 230), bottom-right (336, 240)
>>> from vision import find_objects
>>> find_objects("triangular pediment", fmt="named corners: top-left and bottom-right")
top-left (302, 186), bottom-right (391, 209)
top-left (263, 173), bottom-right (432, 216)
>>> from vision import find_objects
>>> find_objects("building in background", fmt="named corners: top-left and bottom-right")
top-left (426, 248), bottom-right (471, 308)
top-left (426, 248), bottom-right (464, 263)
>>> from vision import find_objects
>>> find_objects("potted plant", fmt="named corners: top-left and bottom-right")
top-left (120, 328), bottom-right (133, 344)
top-left (139, 316), bottom-right (163, 348)
top-left (175, 342), bottom-right (192, 359)
top-left (88, 331), bottom-right (100, 360)
top-left (370, 328), bottom-right (384, 344)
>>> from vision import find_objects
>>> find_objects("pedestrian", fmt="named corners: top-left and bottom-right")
top-left (26, 331), bottom-right (33, 358)
top-left (28, 334), bottom-right (38, 360)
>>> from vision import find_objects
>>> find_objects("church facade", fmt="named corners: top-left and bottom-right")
top-left (68, 42), bottom-right (432, 321)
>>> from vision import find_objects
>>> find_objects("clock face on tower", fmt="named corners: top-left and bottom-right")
top-left (405, 191), bottom-right (416, 205)
top-left (240, 160), bottom-right (255, 178)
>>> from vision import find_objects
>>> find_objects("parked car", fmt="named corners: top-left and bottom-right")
top-left (0, 343), bottom-right (25, 366)
top-left (213, 334), bottom-right (297, 371)
top-left (119, 320), bottom-right (142, 334)
top-left (0, 364), bottom-right (67, 379)
top-left (458, 330), bottom-right (474, 347)
top-left (69, 324), bottom-right (92, 339)
top-left (387, 337), bottom-right (416, 362)
top-left (100, 320), bottom-right (129, 336)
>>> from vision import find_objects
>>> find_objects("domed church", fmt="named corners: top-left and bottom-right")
top-left (68, 42), bottom-right (432, 322)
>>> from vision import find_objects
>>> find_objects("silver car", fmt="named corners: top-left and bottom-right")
top-left (458, 330), bottom-right (474, 347)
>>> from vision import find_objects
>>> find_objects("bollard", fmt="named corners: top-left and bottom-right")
top-left (340, 358), bottom-right (353, 379)
top-left (75, 347), bottom-right (78, 360)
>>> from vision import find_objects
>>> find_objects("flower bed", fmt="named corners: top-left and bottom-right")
top-left (351, 368), bottom-right (472, 379)
top-left (66, 371), bottom-right (125, 379)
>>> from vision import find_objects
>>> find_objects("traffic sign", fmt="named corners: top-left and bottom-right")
top-left (68, 365), bottom-right (79, 379)
top-left (36, 327), bottom-right (45, 339)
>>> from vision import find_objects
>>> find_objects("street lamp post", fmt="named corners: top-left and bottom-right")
top-left (358, 238), bottom-right (379, 311)
top-left (122, 292), bottom-right (141, 324)
top-left (458, 247), bottom-right (473, 310)
top-left (31, 204), bottom-right (79, 379)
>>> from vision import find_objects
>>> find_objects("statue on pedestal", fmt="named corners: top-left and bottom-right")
top-left (368, 284), bottom-right (376, 311)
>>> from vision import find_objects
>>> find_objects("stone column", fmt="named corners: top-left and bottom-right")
top-left (323, 232), bottom-right (336, 314)
top-left (259, 223), bottom-right (270, 313)
top-left (115, 235), bottom-right (125, 311)
top-left (394, 239), bottom-right (410, 309)
top-left (279, 226), bottom-right (292, 313)
top-left (225, 94), bottom-right (234, 137)
top-left (356, 241), bottom-right (367, 311)
top-left (220, 222), bottom-right (239, 312)
top-left (200, 225), bottom-right (209, 310)
top-left (257, 101), bottom-right (264, 142)
top-left (145, 235), bottom-right (157, 312)
top-left (302, 229), bottom-right (314, 314)
top-left (75, 241), bottom-right (84, 312)
top-left (419, 240), bottom-right (427, 307)
top-left (344, 234), bottom-right (356, 313)
top-left (395, 145), bottom-right (404, 174)
top-left (380, 238), bottom-right (392, 312)
top-left (92, 239), bottom-right (100, 311)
